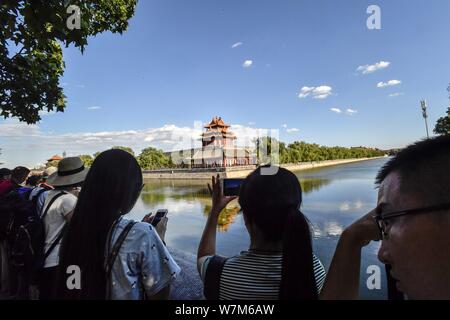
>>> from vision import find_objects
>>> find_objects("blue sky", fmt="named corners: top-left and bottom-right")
top-left (1, 0), bottom-right (450, 167)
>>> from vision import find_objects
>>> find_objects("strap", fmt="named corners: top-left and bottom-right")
top-left (44, 223), bottom-right (67, 259)
top-left (40, 191), bottom-right (66, 219)
top-left (105, 220), bottom-right (137, 279)
top-left (31, 188), bottom-right (47, 203)
top-left (41, 191), bottom-right (68, 260)
top-left (203, 255), bottom-right (228, 300)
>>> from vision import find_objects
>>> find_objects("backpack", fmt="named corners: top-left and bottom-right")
top-left (2, 190), bottom-right (65, 299)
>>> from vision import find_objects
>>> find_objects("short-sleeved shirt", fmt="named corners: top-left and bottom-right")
top-left (29, 187), bottom-right (51, 216)
top-left (106, 218), bottom-right (181, 300)
top-left (199, 250), bottom-right (326, 300)
top-left (42, 190), bottom-right (77, 268)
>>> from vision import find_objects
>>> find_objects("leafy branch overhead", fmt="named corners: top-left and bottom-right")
top-left (0, 0), bottom-right (138, 124)
top-left (432, 85), bottom-right (450, 136)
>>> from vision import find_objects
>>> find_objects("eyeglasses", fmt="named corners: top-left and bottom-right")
top-left (375, 202), bottom-right (450, 239)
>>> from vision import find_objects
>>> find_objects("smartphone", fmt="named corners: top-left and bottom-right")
top-left (151, 209), bottom-right (168, 227)
top-left (222, 178), bottom-right (244, 196)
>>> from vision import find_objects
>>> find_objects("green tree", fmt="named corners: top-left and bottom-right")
top-left (0, 0), bottom-right (138, 124)
top-left (111, 146), bottom-right (135, 156)
top-left (46, 160), bottom-right (59, 168)
top-left (433, 107), bottom-right (450, 135)
top-left (255, 136), bottom-right (284, 164)
top-left (138, 147), bottom-right (172, 170)
top-left (79, 154), bottom-right (94, 167)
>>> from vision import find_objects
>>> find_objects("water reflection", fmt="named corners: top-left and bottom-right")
top-left (132, 158), bottom-right (390, 299)
top-left (312, 220), bottom-right (344, 238)
top-left (203, 205), bottom-right (241, 232)
top-left (300, 178), bottom-right (331, 194)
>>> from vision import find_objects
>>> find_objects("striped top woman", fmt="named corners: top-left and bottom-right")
top-left (198, 166), bottom-right (326, 300)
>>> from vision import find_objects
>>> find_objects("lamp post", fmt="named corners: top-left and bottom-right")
top-left (420, 100), bottom-right (430, 139)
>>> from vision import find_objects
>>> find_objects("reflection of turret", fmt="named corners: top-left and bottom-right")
top-left (203, 203), bottom-right (241, 232)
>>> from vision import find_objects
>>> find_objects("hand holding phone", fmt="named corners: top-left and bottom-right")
top-left (221, 178), bottom-right (244, 196)
top-left (207, 175), bottom-right (239, 216)
top-left (151, 209), bottom-right (168, 227)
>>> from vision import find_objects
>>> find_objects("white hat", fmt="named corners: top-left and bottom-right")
top-left (47, 157), bottom-right (88, 187)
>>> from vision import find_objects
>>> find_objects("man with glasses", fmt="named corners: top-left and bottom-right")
top-left (321, 135), bottom-right (450, 300)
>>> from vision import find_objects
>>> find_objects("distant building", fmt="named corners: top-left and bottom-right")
top-left (46, 154), bottom-right (62, 167)
top-left (47, 155), bottom-right (62, 162)
top-left (193, 117), bottom-right (255, 167)
top-left (170, 117), bottom-right (256, 168)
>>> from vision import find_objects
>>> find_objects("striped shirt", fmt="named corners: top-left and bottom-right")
top-left (199, 250), bottom-right (326, 300)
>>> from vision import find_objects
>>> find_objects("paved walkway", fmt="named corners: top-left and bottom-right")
top-left (168, 247), bottom-right (204, 300)
top-left (0, 247), bottom-right (204, 300)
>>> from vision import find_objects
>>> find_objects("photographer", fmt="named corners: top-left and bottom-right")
top-left (198, 168), bottom-right (326, 300)
top-left (57, 149), bottom-right (180, 300)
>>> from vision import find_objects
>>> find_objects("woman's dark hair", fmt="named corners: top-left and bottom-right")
top-left (0, 168), bottom-right (11, 179)
top-left (58, 149), bottom-right (143, 299)
top-left (26, 175), bottom-right (41, 187)
top-left (238, 166), bottom-right (318, 300)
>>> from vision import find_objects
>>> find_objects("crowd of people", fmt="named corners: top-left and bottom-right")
top-left (0, 135), bottom-right (448, 300)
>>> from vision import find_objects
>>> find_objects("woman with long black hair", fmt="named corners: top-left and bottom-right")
top-left (57, 149), bottom-right (180, 299)
top-left (197, 166), bottom-right (325, 300)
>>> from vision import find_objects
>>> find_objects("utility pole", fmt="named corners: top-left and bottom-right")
top-left (420, 100), bottom-right (430, 139)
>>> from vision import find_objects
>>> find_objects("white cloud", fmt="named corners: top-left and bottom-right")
top-left (282, 124), bottom-right (288, 128)
top-left (377, 80), bottom-right (401, 88)
top-left (339, 202), bottom-right (351, 211)
top-left (231, 42), bottom-right (243, 48)
top-left (389, 92), bottom-right (404, 97)
top-left (346, 108), bottom-right (358, 115)
top-left (340, 200), bottom-right (364, 211)
top-left (248, 122), bottom-right (256, 126)
top-left (357, 61), bottom-right (390, 74)
top-left (330, 108), bottom-right (342, 113)
top-left (76, 84), bottom-right (86, 88)
top-left (0, 120), bottom-right (272, 167)
top-left (39, 110), bottom-right (56, 117)
top-left (298, 86), bottom-right (315, 98)
top-left (230, 124), bottom-right (270, 147)
top-left (0, 120), bottom-right (41, 137)
top-left (286, 128), bottom-right (299, 133)
top-left (87, 106), bottom-right (101, 110)
top-left (298, 85), bottom-right (333, 99)
top-left (242, 60), bottom-right (253, 68)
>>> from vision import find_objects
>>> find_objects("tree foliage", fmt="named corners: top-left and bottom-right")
top-left (433, 85), bottom-right (450, 136)
top-left (433, 107), bottom-right (450, 136)
top-left (46, 160), bottom-right (59, 168)
top-left (79, 154), bottom-right (94, 167)
top-left (255, 137), bottom-right (385, 164)
top-left (0, 0), bottom-right (138, 124)
top-left (137, 147), bottom-right (172, 170)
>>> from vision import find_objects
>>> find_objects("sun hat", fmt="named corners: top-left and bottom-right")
top-left (47, 157), bottom-right (88, 187)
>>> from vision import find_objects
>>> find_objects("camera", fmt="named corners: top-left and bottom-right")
top-left (221, 178), bottom-right (244, 196)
